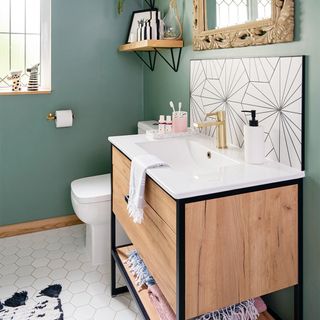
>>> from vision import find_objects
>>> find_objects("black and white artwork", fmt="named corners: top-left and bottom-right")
top-left (0, 285), bottom-right (63, 320)
top-left (190, 56), bottom-right (304, 169)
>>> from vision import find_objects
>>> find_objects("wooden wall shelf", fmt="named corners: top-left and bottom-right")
top-left (119, 40), bottom-right (183, 52)
top-left (118, 40), bottom-right (184, 72)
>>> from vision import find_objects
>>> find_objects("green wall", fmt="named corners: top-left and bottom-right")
top-left (0, 0), bottom-right (144, 225)
top-left (144, 0), bottom-right (320, 319)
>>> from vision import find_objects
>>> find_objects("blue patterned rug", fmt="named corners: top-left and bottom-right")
top-left (0, 285), bottom-right (63, 320)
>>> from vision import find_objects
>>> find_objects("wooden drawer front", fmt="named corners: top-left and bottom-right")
top-left (185, 185), bottom-right (298, 319)
top-left (112, 146), bottom-right (176, 233)
top-left (112, 147), bottom-right (131, 184)
top-left (112, 165), bottom-right (177, 312)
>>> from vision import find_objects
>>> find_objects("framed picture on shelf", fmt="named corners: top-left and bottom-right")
top-left (126, 9), bottom-right (159, 43)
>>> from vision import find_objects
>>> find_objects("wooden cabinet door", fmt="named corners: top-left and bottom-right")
top-left (185, 185), bottom-right (298, 319)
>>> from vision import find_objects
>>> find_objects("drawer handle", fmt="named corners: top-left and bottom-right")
top-left (124, 195), bottom-right (129, 203)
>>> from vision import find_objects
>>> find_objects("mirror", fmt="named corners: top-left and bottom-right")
top-left (193, 0), bottom-right (294, 50)
top-left (206, 0), bottom-right (272, 30)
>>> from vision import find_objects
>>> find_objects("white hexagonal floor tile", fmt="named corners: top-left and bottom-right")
top-left (1, 246), bottom-right (19, 256)
top-left (114, 309), bottom-right (137, 320)
top-left (109, 295), bottom-right (131, 312)
top-left (2, 254), bottom-right (18, 265)
top-left (48, 258), bottom-right (65, 269)
top-left (63, 251), bottom-right (79, 261)
top-left (31, 248), bottom-right (48, 259)
top-left (84, 271), bottom-right (102, 284)
top-left (94, 307), bottom-right (116, 320)
top-left (87, 282), bottom-right (106, 296)
top-left (0, 273), bottom-right (18, 286)
top-left (32, 257), bottom-right (50, 268)
top-left (64, 260), bottom-right (81, 271)
top-left (32, 277), bottom-right (52, 290)
top-left (0, 226), bottom-right (140, 320)
top-left (67, 270), bottom-right (85, 282)
top-left (71, 292), bottom-right (92, 307)
top-left (16, 247), bottom-right (33, 257)
top-left (15, 275), bottom-right (35, 287)
top-left (16, 256), bottom-right (34, 266)
top-left (90, 294), bottom-right (111, 309)
top-left (73, 305), bottom-right (95, 320)
top-left (47, 250), bottom-right (64, 259)
top-left (16, 265), bottom-right (35, 277)
top-left (63, 302), bottom-right (76, 318)
top-left (32, 266), bottom-right (51, 278)
top-left (46, 242), bottom-right (62, 251)
top-left (69, 280), bottom-right (88, 294)
top-left (0, 264), bottom-right (18, 275)
top-left (49, 268), bottom-right (68, 280)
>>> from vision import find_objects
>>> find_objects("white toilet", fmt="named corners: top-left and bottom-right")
top-left (71, 121), bottom-right (156, 265)
top-left (71, 174), bottom-right (127, 265)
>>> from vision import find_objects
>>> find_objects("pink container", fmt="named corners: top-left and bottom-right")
top-left (172, 112), bottom-right (188, 133)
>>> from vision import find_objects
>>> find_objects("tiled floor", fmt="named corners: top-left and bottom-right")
top-left (0, 225), bottom-right (142, 320)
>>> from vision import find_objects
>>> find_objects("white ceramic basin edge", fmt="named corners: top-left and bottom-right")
top-left (108, 134), bottom-right (305, 199)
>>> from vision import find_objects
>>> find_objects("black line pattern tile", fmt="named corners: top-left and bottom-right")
top-left (190, 56), bottom-right (303, 169)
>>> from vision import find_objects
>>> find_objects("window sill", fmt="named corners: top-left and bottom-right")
top-left (0, 89), bottom-right (51, 96)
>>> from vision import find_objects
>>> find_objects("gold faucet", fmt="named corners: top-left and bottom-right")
top-left (193, 111), bottom-right (227, 149)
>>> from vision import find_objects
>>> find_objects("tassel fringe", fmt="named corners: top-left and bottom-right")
top-left (197, 299), bottom-right (259, 320)
top-left (125, 250), bottom-right (155, 288)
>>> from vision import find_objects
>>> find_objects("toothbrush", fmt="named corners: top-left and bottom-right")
top-left (169, 101), bottom-right (176, 113)
top-left (178, 102), bottom-right (182, 117)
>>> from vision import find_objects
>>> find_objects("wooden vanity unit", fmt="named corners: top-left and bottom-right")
top-left (110, 146), bottom-right (302, 320)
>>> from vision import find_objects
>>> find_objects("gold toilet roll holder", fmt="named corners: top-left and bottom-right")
top-left (47, 112), bottom-right (75, 121)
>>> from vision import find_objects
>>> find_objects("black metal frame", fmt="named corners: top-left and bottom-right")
top-left (134, 47), bottom-right (182, 72)
top-left (110, 145), bottom-right (303, 320)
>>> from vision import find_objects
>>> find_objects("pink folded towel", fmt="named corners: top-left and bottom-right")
top-left (148, 284), bottom-right (175, 320)
top-left (254, 297), bottom-right (267, 314)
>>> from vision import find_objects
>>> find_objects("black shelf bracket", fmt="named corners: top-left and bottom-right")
top-left (133, 47), bottom-right (182, 72)
top-left (144, 0), bottom-right (156, 9)
top-left (134, 51), bottom-right (157, 71)
top-left (154, 47), bottom-right (182, 72)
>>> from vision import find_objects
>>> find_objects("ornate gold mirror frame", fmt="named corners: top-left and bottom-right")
top-left (193, 0), bottom-right (294, 51)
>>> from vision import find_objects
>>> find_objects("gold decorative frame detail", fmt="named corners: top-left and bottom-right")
top-left (193, 0), bottom-right (294, 51)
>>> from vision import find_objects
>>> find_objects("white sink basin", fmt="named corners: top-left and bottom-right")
top-left (137, 137), bottom-right (240, 181)
top-left (108, 133), bottom-right (304, 199)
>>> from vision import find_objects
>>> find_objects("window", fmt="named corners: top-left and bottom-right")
top-left (215, 0), bottom-right (272, 29)
top-left (0, 0), bottom-right (51, 92)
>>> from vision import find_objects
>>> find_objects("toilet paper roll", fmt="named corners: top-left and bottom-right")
top-left (55, 110), bottom-right (73, 128)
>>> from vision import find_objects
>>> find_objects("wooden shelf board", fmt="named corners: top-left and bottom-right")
top-left (117, 246), bottom-right (274, 320)
top-left (258, 311), bottom-right (275, 320)
top-left (117, 245), bottom-right (161, 320)
top-left (119, 40), bottom-right (183, 52)
top-left (0, 89), bottom-right (51, 96)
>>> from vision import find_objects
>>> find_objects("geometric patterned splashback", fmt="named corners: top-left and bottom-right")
top-left (190, 56), bottom-right (304, 170)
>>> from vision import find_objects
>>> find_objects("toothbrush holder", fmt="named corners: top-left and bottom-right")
top-left (172, 111), bottom-right (188, 133)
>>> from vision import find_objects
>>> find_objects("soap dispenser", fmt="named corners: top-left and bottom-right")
top-left (241, 110), bottom-right (265, 164)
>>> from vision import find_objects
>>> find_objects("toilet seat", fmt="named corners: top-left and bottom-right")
top-left (71, 174), bottom-right (111, 204)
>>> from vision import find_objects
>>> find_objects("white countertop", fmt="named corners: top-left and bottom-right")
top-left (108, 134), bottom-right (305, 200)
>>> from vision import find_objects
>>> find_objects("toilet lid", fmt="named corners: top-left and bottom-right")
top-left (71, 174), bottom-right (111, 204)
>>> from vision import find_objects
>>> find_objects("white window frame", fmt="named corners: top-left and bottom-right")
top-left (40, 0), bottom-right (51, 91)
top-left (0, 0), bottom-right (51, 94)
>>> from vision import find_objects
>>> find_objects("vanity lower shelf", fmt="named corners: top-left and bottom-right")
top-left (113, 244), bottom-right (275, 320)
top-left (113, 245), bottom-right (160, 320)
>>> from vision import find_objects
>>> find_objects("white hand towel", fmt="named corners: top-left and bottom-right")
top-left (127, 154), bottom-right (167, 224)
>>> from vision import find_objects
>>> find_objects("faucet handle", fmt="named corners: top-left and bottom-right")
top-left (205, 110), bottom-right (225, 121)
